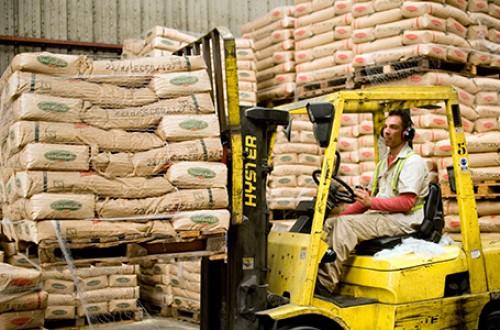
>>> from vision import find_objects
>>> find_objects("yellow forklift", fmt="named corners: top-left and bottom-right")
top-left (176, 28), bottom-right (500, 330)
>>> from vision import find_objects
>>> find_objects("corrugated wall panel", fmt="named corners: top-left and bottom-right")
top-left (0, 0), bottom-right (294, 74)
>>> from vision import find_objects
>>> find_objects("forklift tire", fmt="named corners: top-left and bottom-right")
top-left (278, 326), bottom-right (322, 330)
top-left (481, 310), bottom-right (500, 330)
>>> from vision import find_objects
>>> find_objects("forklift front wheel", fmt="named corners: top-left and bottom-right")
top-left (480, 310), bottom-right (500, 330)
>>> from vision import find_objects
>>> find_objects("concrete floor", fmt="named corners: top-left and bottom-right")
top-left (97, 316), bottom-right (199, 330)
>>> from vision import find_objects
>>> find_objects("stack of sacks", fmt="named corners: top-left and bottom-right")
top-left (268, 114), bottom-right (321, 210)
top-left (236, 39), bottom-right (258, 107)
top-left (294, 0), bottom-right (355, 91)
top-left (0, 51), bottom-right (229, 247)
top-left (351, 0), bottom-right (474, 68)
top-left (121, 39), bottom-right (146, 59)
top-left (466, 0), bottom-right (500, 70)
top-left (337, 113), bottom-right (377, 189)
top-left (241, 6), bottom-right (297, 103)
top-left (140, 257), bottom-right (201, 319)
top-left (0, 263), bottom-right (47, 330)
top-left (138, 26), bottom-right (197, 58)
top-left (43, 264), bottom-right (140, 322)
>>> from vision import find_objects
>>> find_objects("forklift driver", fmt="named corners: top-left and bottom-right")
top-left (317, 110), bottom-right (430, 294)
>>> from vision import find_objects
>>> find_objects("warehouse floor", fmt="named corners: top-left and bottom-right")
top-left (100, 317), bottom-right (199, 330)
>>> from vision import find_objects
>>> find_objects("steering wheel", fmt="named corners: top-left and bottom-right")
top-left (312, 170), bottom-right (356, 204)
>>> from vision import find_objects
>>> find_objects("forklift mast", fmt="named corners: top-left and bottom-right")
top-left (176, 27), bottom-right (289, 330)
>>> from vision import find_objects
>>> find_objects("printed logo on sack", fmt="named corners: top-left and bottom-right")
top-left (170, 278), bottom-right (180, 285)
top-left (190, 214), bottom-right (219, 224)
top-left (277, 200), bottom-right (290, 205)
top-left (116, 277), bottom-right (130, 283)
top-left (11, 317), bottom-right (33, 326)
top-left (188, 167), bottom-right (216, 179)
top-left (50, 200), bottom-right (82, 211)
top-left (170, 75), bottom-right (199, 87)
top-left (280, 155), bottom-right (292, 161)
top-left (38, 102), bottom-right (70, 113)
top-left (278, 178), bottom-right (291, 184)
top-left (305, 156), bottom-right (317, 162)
top-left (87, 306), bottom-right (100, 312)
top-left (117, 303), bottom-right (131, 308)
top-left (87, 280), bottom-right (101, 287)
top-left (44, 151), bottom-right (77, 162)
top-left (179, 119), bottom-right (208, 131)
top-left (52, 283), bottom-right (67, 289)
top-left (36, 55), bottom-right (68, 68)
top-left (161, 39), bottom-right (174, 46)
top-left (52, 310), bottom-right (68, 316)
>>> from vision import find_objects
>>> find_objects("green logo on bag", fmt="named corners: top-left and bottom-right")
top-left (44, 151), bottom-right (77, 162)
top-left (239, 72), bottom-right (250, 77)
top-left (117, 303), bottom-right (130, 308)
top-left (116, 277), bottom-right (130, 283)
top-left (187, 167), bottom-right (216, 179)
top-left (52, 283), bottom-right (67, 289)
top-left (305, 156), bottom-right (316, 162)
top-left (10, 130), bottom-right (14, 141)
top-left (280, 155), bottom-right (292, 161)
top-left (87, 306), bottom-right (100, 312)
top-left (278, 178), bottom-right (290, 184)
top-left (38, 102), bottom-right (70, 113)
top-left (15, 178), bottom-right (21, 188)
top-left (50, 200), bottom-right (82, 211)
top-left (190, 214), bottom-right (219, 224)
top-left (174, 298), bottom-right (182, 305)
top-left (170, 75), bottom-right (199, 86)
top-left (52, 309), bottom-right (68, 316)
top-left (36, 55), bottom-right (68, 68)
top-left (179, 119), bottom-right (208, 131)
top-left (87, 280), bottom-right (101, 286)
top-left (161, 39), bottom-right (174, 46)
top-left (277, 200), bottom-right (290, 205)
top-left (170, 278), bottom-right (180, 286)
top-left (237, 50), bottom-right (248, 56)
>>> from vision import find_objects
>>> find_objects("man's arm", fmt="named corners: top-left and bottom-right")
top-left (354, 188), bottom-right (417, 213)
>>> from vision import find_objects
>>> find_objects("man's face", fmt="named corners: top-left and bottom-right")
top-left (382, 115), bottom-right (404, 148)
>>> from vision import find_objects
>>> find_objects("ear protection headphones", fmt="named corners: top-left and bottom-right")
top-left (380, 110), bottom-right (415, 141)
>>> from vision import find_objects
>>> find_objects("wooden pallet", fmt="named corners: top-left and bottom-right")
top-left (26, 231), bottom-right (226, 266)
top-left (44, 309), bottom-right (143, 329)
top-left (297, 76), bottom-right (355, 100)
top-left (441, 181), bottom-right (500, 199)
top-left (469, 64), bottom-right (500, 78)
top-left (169, 307), bottom-right (201, 324)
top-left (354, 56), bottom-right (469, 85)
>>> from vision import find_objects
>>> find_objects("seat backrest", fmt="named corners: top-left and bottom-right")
top-left (416, 182), bottom-right (444, 243)
top-left (355, 183), bottom-right (445, 255)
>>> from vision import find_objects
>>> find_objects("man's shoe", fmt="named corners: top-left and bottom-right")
top-left (321, 248), bottom-right (336, 263)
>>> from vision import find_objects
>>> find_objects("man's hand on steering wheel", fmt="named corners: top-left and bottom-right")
top-left (312, 170), bottom-right (356, 205)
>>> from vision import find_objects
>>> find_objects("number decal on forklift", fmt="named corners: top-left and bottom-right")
top-left (457, 142), bottom-right (466, 155)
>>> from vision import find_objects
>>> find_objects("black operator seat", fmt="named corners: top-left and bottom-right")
top-left (355, 182), bottom-right (445, 255)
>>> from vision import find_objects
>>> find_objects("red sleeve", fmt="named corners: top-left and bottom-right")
top-left (340, 200), bottom-right (369, 215)
top-left (370, 193), bottom-right (417, 212)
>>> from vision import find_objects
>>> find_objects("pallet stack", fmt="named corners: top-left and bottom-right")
top-left (0, 51), bottom-right (229, 327)
top-left (140, 256), bottom-right (201, 323)
top-left (0, 263), bottom-right (47, 330)
top-left (236, 38), bottom-right (258, 107)
top-left (268, 114), bottom-right (321, 211)
top-left (294, 0), bottom-right (355, 99)
top-left (241, 6), bottom-right (297, 104)
top-left (125, 26), bottom-right (198, 58)
top-left (43, 264), bottom-right (142, 328)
